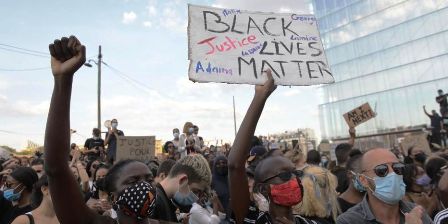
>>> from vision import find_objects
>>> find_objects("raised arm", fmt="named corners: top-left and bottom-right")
top-left (348, 127), bottom-right (356, 146)
top-left (423, 106), bottom-right (431, 118)
top-left (228, 70), bottom-right (276, 223)
top-left (44, 36), bottom-right (96, 224)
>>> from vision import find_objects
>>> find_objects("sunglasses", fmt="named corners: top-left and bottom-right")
top-left (363, 162), bottom-right (405, 177)
top-left (261, 170), bottom-right (303, 183)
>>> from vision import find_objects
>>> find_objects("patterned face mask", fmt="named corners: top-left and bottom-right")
top-left (114, 181), bottom-right (156, 220)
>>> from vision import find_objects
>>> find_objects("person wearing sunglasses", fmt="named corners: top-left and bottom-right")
top-left (336, 148), bottom-right (433, 224)
top-left (228, 71), bottom-right (315, 224)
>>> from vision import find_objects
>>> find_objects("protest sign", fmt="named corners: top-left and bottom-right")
top-left (343, 103), bottom-right (376, 128)
top-left (188, 4), bottom-right (334, 86)
top-left (400, 133), bottom-right (431, 156)
top-left (116, 136), bottom-right (155, 162)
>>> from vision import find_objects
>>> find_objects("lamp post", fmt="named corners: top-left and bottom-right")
top-left (84, 46), bottom-right (102, 130)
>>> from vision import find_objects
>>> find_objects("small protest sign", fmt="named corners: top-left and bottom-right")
top-left (343, 103), bottom-right (376, 128)
top-left (116, 136), bottom-right (155, 162)
top-left (188, 4), bottom-right (334, 86)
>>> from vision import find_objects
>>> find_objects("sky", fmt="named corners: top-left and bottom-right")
top-left (0, 0), bottom-right (322, 150)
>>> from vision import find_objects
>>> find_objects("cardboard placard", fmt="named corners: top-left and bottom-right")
top-left (188, 4), bottom-right (334, 86)
top-left (343, 103), bottom-right (376, 128)
top-left (116, 136), bottom-right (155, 162)
top-left (400, 133), bottom-right (431, 156)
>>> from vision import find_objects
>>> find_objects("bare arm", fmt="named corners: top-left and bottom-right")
top-left (348, 127), bottom-right (356, 146)
top-left (44, 36), bottom-right (97, 224)
top-left (77, 162), bottom-right (91, 193)
top-left (423, 106), bottom-right (431, 118)
top-left (228, 70), bottom-right (276, 224)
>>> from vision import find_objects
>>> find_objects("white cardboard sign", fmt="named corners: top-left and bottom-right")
top-left (188, 4), bottom-right (334, 86)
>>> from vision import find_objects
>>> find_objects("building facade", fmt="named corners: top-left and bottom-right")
top-left (313, 0), bottom-right (448, 144)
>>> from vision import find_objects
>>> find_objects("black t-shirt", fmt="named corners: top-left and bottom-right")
top-left (437, 95), bottom-right (448, 108)
top-left (84, 138), bottom-right (105, 158)
top-left (331, 166), bottom-right (349, 194)
top-left (429, 115), bottom-right (443, 130)
top-left (0, 192), bottom-right (32, 224)
top-left (150, 183), bottom-right (178, 222)
top-left (337, 197), bottom-right (357, 213)
top-left (105, 130), bottom-right (124, 154)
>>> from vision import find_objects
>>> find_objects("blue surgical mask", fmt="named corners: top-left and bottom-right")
top-left (4, 184), bottom-right (23, 202)
top-left (173, 189), bottom-right (198, 207)
top-left (350, 171), bottom-right (366, 192)
top-left (365, 173), bottom-right (406, 205)
top-left (188, 128), bottom-right (194, 134)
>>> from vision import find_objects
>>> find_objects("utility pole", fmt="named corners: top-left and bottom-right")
top-left (233, 96), bottom-right (237, 137)
top-left (97, 46), bottom-right (102, 130)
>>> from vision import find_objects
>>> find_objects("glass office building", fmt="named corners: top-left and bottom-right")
top-left (313, 0), bottom-right (448, 142)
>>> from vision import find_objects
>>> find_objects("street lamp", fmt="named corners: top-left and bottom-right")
top-left (84, 46), bottom-right (102, 130)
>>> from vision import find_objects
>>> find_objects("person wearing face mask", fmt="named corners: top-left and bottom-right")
top-left (173, 128), bottom-right (181, 148)
top-left (44, 36), bottom-right (163, 224)
top-left (403, 164), bottom-right (439, 217)
top-left (0, 167), bottom-right (38, 224)
top-left (179, 122), bottom-right (195, 158)
top-left (407, 147), bottom-right (428, 168)
top-left (83, 128), bottom-right (105, 162)
top-left (211, 156), bottom-right (230, 215)
top-left (12, 175), bottom-right (59, 224)
top-left (86, 164), bottom-right (111, 213)
top-left (337, 154), bottom-right (366, 213)
top-left (337, 148), bottom-right (433, 224)
top-left (320, 156), bottom-right (329, 169)
top-left (104, 118), bottom-right (124, 165)
top-left (192, 125), bottom-right (204, 151)
top-left (228, 70), bottom-right (315, 224)
top-left (151, 154), bottom-right (212, 222)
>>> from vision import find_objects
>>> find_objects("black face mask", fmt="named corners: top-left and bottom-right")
top-left (216, 167), bottom-right (228, 176)
top-left (414, 153), bottom-right (427, 164)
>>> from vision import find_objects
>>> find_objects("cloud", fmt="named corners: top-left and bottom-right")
top-left (147, 5), bottom-right (157, 16)
top-left (143, 21), bottom-right (152, 27)
top-left (0, 94), bottom-right (49, 117)
top-left (122, 11), bottom-right (137, 24)
top-left (212, 0), bottom-right (310, 14)
top-left (283, 88), bottom-right (301, 97)
top-left (159, 7), bottom-right (187, 33)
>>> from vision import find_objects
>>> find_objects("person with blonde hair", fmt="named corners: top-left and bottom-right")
top-left (294, 165), bottom-right (340, 223)
top-left (179, 122), bottom-right (195, 158)
top-left (152, 154), bottom-right (212, 222)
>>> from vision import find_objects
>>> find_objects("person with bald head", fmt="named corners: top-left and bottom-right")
top-left (337, 148), bottom-right (433, 224)
top-left (228, 71), bottom-right (314, 224)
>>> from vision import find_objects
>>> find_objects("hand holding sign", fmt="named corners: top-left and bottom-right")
top-left (255, 69), bottom-right (277, 98)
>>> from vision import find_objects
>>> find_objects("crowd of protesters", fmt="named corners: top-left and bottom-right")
top-left (2, 36), bottom-right (448, 224)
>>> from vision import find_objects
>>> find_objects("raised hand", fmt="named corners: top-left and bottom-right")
top-left (49, 36), bottom-right (86, 77)
top-left (404, 205), bottom-right (424, 224)
top-left (255, 69), bottom-right (277, 98)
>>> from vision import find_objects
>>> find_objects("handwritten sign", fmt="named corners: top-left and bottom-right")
top-left (188, 4), bottom-right (334, 86)
top-left (116, 136), bottom-right (155, 162)
top-left (343, 103), bottom-right (376, 128)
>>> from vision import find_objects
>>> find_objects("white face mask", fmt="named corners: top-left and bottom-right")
top-left (253, 193), bottom-right (269, 212)
top-left (174, 133), bottom-right (179, 138)
top-left (111, 123), bottom-right (118, 128)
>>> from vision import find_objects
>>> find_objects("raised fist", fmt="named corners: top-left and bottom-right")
top-left (49, 36), bottom-right (86, 77)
